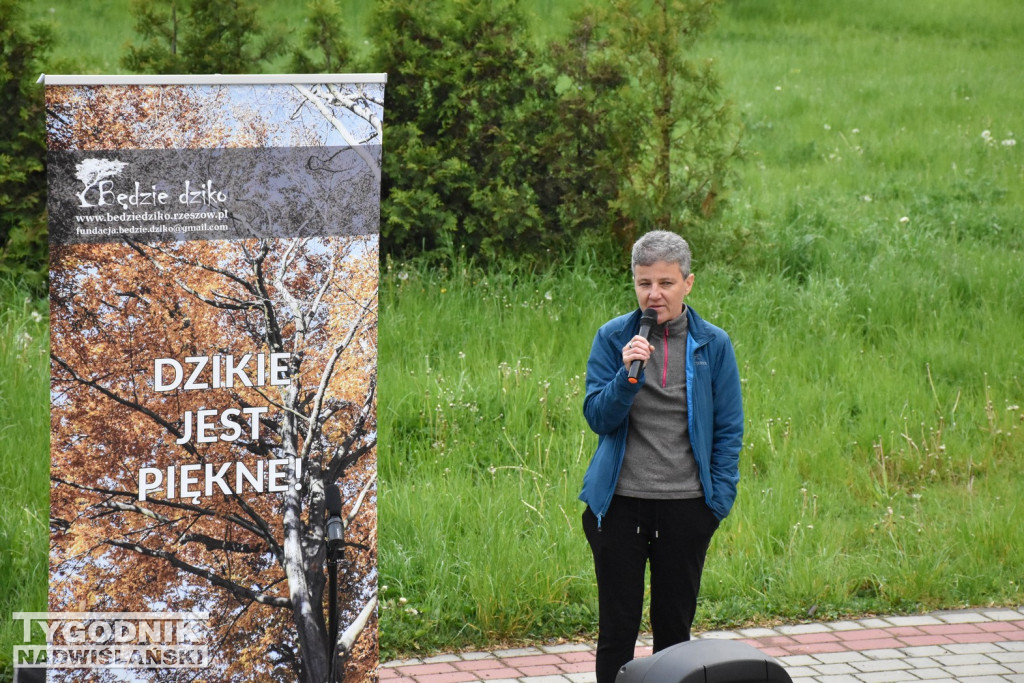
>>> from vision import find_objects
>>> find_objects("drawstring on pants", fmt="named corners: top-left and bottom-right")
top-left (635, 500), bottom-right (661, 539)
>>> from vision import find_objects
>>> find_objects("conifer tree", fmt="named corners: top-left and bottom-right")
top-left (0, 0), bottom-right (51, 291)
top-left (291, 0), bottom-right (352, 73)
top-left (599, 0), bottom-right (741, 241)
top-left (369, 0), bottom-right (553, 260)
top-left (122, 0), bottom-right (283, 74)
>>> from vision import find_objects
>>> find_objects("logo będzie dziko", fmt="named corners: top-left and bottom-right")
top-left (12, 612), bottom-right (211, 670)
top-left (75, 158), bottom-right (228, 212)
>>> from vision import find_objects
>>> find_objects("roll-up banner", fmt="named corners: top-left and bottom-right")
top-left (36, 74), bottom-right (384, 682)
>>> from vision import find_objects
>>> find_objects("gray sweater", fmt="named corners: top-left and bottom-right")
top-left (615, 309), bottom-right (704, 499)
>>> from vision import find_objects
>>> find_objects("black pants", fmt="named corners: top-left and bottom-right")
top-left (583, 495), bottom-right (720, 683)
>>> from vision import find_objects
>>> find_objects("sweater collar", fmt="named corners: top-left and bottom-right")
top-left (652, 304), bottom-right (689, 336)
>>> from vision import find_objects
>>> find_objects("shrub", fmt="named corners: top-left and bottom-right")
top-left (0, 0), bottom-right (52, 294)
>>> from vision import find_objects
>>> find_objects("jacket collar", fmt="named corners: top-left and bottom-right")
top-left (685, 305), bottom-right (712, 346)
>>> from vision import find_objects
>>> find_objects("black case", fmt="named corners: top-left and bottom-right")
top-left (616, 640), bottom-right (792, 683)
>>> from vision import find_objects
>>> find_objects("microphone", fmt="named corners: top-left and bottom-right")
top-left (324, 484), bottom-right (343, 675)
top-left (325, 484), bottom-right (344, 551)
top-left (627, 308), bottom-right (659, 384)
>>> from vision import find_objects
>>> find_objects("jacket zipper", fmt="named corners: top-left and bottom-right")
top-left (662, 327), bottom-right (669, 388)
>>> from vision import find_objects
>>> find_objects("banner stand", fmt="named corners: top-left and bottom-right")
top-left (34, 73), bottom-right (384, 683)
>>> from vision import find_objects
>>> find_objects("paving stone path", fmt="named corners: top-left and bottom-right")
top-left (381, 606), bottom-right (1024, 683)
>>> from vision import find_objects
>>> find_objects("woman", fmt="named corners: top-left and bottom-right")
top-left (579, 230), bottom-right (744, 683)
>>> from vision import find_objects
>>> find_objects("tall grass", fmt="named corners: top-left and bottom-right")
top-left (377, 0), bottom-right (1024, 657)
top-left (378, 238), bottom-right (1024, 656)
top-left (0, 282), bottom-right (49, 680)
top-left (378, 255), bottom-right (631, 650)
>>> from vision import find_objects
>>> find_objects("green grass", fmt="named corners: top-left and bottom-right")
top-left (377, 242), bottom-right (1024, 656)
top-left (0, 281), bottom-right (49, 680)
top-left (378, 256), bottom-right (625, 650)
top-left (376, 0), bottom-right (1024, 657)
top-left (13, 0), bottom-right (1024, 666)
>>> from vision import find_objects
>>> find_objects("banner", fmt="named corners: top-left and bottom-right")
top-left (39, 74), bottom-right (384, 682)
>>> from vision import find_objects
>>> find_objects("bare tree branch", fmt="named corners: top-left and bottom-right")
top-left (345, 473), bottom-right (376, 529)
top-left (293, 84), bottom-right (381, 183)
top-left (50, 354), bottom-right (196, 455)
top-left (327, 440), bottom-right (376, 483)
top-left (326, 84), bottom-right (384, 140)
top-left (105, 539), bottom-right (291, 608)
top-left (301, 295), bottom-right (376, 461)
top-left (99, 500), bottom-right (172, 523)
top-left (337, 595), bottom-right (376, 658)
top-left (143, 242), bottom-right (260, 297)
top-left (180, 533), bottom-right (265, 554)
top-left (126, 241), bottom-right (261, 312)
top-left (327, 377), bottom-right (377, 479)
top-left (52, 476), bottom-right (281, 555)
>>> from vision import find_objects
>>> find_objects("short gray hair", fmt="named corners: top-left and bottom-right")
top-left (631, 231), bottom-right (691, 277)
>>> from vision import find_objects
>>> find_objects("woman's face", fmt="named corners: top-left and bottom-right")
top-left (633, 260), bottom-right (694, 324)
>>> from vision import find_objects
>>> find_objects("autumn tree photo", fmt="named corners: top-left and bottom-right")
top-left (46, 81), bottom-right (383, 682)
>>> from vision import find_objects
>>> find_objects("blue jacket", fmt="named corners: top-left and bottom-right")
top-left (579, 306), bottom-right (744, 523)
